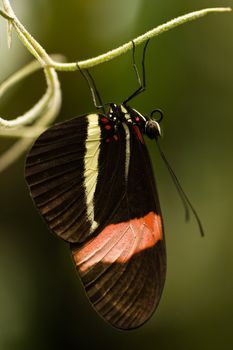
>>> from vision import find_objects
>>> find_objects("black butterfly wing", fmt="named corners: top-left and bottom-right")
top-left (25, 114), bottom-right (130, 242)
top-left (72, 214), bottom-right (165, 329)
top-left (25, 114), bottom-right (166, 329)
top-left (71, 122), bottom-right (166, 329)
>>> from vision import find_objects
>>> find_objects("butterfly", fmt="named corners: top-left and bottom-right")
top-left (25, 40), bottom-right (202, 330)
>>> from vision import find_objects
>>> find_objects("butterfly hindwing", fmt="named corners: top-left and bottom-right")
top-left (72, 213), bottom-right (165, 329)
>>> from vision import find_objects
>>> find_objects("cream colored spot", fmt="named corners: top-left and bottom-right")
top-left (84, 114), bottom-right (101, 231)
top-left (122, 123), bottom-right (130, 180)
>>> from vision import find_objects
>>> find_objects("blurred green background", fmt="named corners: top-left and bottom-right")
top-left (0, 0), bottom-right (233, 349)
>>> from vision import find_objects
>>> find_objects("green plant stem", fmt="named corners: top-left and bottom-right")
top-left (1, 2), bottom-right (231, 71)
top-left (0, 55), bottom-right (65, 129)
top-left (51, 7), bottom-right (232, 70)
top-left (0, 1), bottom-right (231, 173)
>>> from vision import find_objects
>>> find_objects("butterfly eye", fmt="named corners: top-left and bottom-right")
top-left (145, 120), bottom-right (161, 139)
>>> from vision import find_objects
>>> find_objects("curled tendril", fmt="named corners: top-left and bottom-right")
top-left (150, 108), bottom-right (164, 123)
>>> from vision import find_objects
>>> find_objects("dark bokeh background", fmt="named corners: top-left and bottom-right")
top-left (0, 1), bottom-right (233, 349)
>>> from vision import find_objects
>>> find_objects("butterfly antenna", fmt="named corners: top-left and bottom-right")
top-left (156, 140), bottom-right (204, 237)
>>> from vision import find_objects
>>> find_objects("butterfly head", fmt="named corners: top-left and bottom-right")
top-left (106, 103), bottom-right (163, 140)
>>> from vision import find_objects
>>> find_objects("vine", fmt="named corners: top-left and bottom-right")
top-left (0, 0), bottom-right (231, 172)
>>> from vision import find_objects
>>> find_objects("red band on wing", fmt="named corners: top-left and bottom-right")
top-left (73, 211), bottom-right (162, 273)
top-left (133, 125), bottom-right (144, 144)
